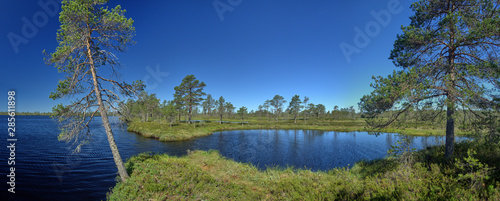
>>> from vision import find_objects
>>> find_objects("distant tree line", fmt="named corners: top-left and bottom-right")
top-left (119, 75), bottom-right (361, 125)
top-left (0, 111), bottom-right (53, 116)
top-left (0, 111), bottom-right (122, 116)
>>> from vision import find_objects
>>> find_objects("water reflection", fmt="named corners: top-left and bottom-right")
top-left (180, 129), bottom-right (467, 171)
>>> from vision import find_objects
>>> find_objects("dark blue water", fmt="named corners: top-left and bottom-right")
top-left (0, 115), bottom-right (462, 201)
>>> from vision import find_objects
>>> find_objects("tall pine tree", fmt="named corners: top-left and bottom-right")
top-left (174, 75), bottom-right (206, 123)
top-left (360, 0), bottom-right (500, 158)
top-left (46, 0), bottom-right (142, 181)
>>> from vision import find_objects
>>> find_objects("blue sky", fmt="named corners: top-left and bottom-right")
top-left (1, 0), bottom-right (415, 112)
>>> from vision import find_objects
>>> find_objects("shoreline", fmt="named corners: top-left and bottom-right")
top-left (126, 120), bottom-right (471, 142)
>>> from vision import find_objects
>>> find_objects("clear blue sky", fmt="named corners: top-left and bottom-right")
top-left (1, 0), bottom-right (415, 112)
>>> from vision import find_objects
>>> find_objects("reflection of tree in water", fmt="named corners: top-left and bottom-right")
top-left (237, 130), bottom-right (245, 158)
top-left (292, 130), bottom-right (300, 159)
top-left (420, 136), bottom-right (430, 148)
top-left (299, 130), bottom-right (327, 145)
top-left (386, 133), bottom-right (394, 148)
top-left (194, 130), bottom-right (472, 171)
top-left (217, 131), bottom-right (224, 148)
top-left (333, 131), bottom-right (339, 141)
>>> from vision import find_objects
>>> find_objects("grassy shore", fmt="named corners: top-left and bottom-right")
top-left (107, 118), bottom-right (496, 200)
top-left (127, 118), bottom-right (470, 142)
top-left (107, 140), bottom-right (500, 200)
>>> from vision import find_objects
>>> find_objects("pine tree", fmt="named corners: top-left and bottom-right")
top-left (46, 0), bottom-right (141, 181)
top-left (174, 75), bottom-right (206, 123)
top-left (360, 0), bottom-right (500, 158)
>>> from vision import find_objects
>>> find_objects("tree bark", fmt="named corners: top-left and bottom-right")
top-left (86, 36), bottom-right (129, 181)
top-left (445, 101), bottom-right (455, 159)
top-left (89, 66), bottom-right (129, 182)
top-left (445, 9), bottom-right (456, 159)
top-left (188, 89), bottom-right (192, 124)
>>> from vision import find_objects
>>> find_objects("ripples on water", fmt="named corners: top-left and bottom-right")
top-left (0, 116), bottom-right (462, 201)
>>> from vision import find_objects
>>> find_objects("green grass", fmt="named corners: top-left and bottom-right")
top-left (110, 117), bottom-right (492, 200)
top-left (127, 117), bottom-right (470, 142)
top-left (107, 140), bottom-right (500, 200)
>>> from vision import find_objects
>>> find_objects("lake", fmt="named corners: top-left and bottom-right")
top-left (1, 115), bottom-right (459, 201)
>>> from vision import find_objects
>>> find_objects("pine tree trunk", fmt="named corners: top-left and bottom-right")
top-left (89, 66), bottom-right (129, 182)
top-left (86, 36), bottom-right (129, 181)
top-left (445, 101), bottom-right (455, 159)
top-left (445, 5), bottom-right (456, 160)
top-left (188, 106), bottom-right (192, 124)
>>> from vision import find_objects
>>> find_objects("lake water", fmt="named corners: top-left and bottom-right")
top-left (1, 115), bottom-right (460, 201)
